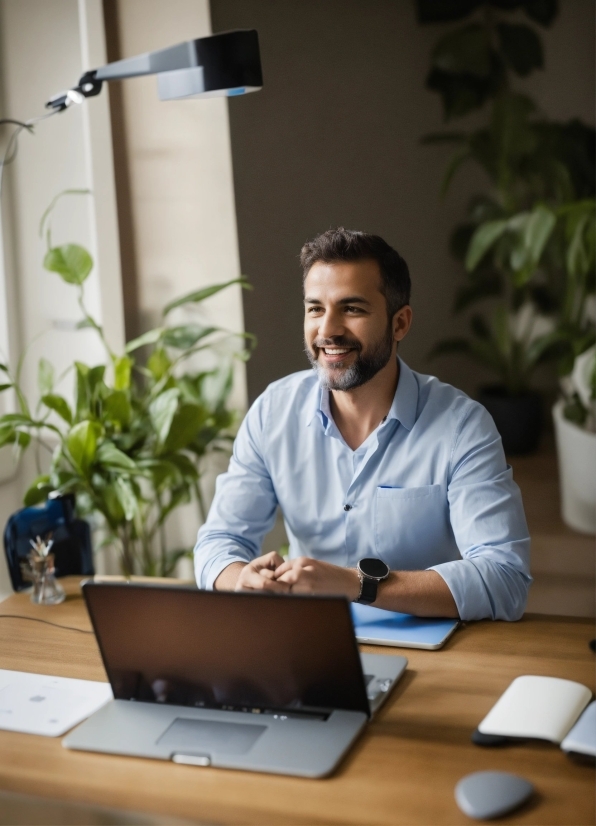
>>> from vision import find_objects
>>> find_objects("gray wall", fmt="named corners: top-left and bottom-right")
top-left (211, 0), bottom-right (595, 402)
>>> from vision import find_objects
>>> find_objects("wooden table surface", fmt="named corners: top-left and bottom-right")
top-left (0, 578), bottom-right (594, 826)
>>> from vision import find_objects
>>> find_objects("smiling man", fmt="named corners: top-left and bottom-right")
top-left (194, 228), bottom-right (531, 620)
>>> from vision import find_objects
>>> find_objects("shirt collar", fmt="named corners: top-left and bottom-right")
top-left (307, 357), bottom-right (418, 432)
top-left (387, 358), bottom-right (418, 431)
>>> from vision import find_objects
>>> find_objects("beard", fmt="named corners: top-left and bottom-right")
top-left (305, 323), bottom-right (394, 391)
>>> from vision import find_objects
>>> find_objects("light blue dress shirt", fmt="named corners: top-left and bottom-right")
top-left (194, 359), bottom-right (532, 620)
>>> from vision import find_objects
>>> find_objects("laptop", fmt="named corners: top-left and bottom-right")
top-left (63, 582), bottom-right (407, 778)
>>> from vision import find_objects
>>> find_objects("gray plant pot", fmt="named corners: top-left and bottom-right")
top-left (477, 386), bottom-right (543, 456)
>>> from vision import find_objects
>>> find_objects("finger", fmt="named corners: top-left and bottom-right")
top-left (284, 578), bottom-right (314, 595)
top-left (237, 568), bottom-right (291, 592)
top-left (276, 569), bottom-right (299, 585)
top-left (277, 566), bottom-right (314, 586)
top-left (257, 568), bottom-right (276, 580)
top-left (253, 551), bottom-right (285, 572)
top-left (273, 559), bottom-right (294, 577)
top-left (274, 557), bottom-right (314, 578)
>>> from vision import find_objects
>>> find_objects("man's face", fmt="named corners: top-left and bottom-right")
top-left (303, 259), bottom-right (405, 391)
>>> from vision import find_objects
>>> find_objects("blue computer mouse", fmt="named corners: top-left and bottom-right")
top-left (455, 771), bottom-right (534, 820)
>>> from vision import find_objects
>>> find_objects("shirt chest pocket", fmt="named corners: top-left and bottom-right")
top-left (374, 485), bottom-right (448, 570)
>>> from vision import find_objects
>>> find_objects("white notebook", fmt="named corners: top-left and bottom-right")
top-left (0, 669), bottom-right (112, 736)
top-left (478, 675), bottom-right (592, 744)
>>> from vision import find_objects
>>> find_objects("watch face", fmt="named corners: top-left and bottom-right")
top-left (358, 557), bottom-right (389, 579)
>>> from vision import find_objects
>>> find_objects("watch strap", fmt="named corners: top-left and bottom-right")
top-left (356, 574), bottom-right (378, 605)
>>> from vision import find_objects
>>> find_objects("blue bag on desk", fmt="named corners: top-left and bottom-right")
top-left (3, 493), bottom-right (94, 591)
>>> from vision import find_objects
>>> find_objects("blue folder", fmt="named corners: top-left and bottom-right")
top-left (351, 603), bottom-right (459, 650)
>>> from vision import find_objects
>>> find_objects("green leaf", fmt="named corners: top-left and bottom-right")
top-left (523, 204), bottom-right (556, 263)
top-left (525, 330), bottom-right (570, 369)
top-left (67, 420), bottom-right (101, 473)
top-left (75, 362), bottom-right (90, 417)
top-left (566, 213), bottom-right (591, 278)
top-left (103, 390), bottom-right (131, 429)
top-left (41, 393), bottom-right (73, 424)
top-left (147, 348), bottom-right (171, 381)
top-left (432, 24), bottom-right (492, 77)
top-left (0, 424), bottom-right (15, 448)
top-left (14, 431), bottom-right (31, 448)
top-left (0, 413), bottom-right (32, 424)
top-left (95, 482), bottom-right (125, 525)
top-left (201, 366), bottom-right (234, 409)
top-left (163, 404), bottom-right (208, 453)
top-left (114, 356), bottom-right (132, 391)
top-left (96, 440), bottom-right (137, 471)
top-left (43, 244), bottom-right (93, 285)
top-left (426, 67), bottom-right (496, 121)
top-left (167, 452), bottom-right (200, 481)
top-left (465, 220), bottom-right (509, 271)
top-left (37, 358), bottom-right (54, 396)
top-left (137, 458), bottom-right (182, 489)
top-left (0, 363), bottom-right (8, 374)
top-left (149, 388), bottom-right (179, 445)
top-left (163, 278), bottom-right (251, 317)
top-left (23, 475), bottom-right (52, 507)
top-left (113, 477), bottom-right (138, 522)
top-left (162, 325), bottom-right (218, 350)
top-left (125, 327), bottom-right (164, 353)
top-left (563, 396), bottom-right (587, 426)
top-left (0, 383), bottom-right (12, 393)
top-left (497, 23), bottom-right (543, 77)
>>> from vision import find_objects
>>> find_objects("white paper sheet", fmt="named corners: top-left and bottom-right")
top-left (0, 669), bottom-right (113, 736)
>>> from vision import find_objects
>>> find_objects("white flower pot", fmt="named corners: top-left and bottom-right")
top-left (553, 401), bottom-right (596, 534)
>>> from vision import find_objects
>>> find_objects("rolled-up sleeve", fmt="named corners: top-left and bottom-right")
top-left (428, 403), bottom-right (532, 621)
top-left (194, 392), bottom-right (278, 589)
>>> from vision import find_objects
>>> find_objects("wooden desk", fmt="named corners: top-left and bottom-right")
top-left (0, 579), bottom-right (594, 825)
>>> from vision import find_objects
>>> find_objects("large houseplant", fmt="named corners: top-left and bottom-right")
top-left (0, 195), bottom-right (252, 576)
top-left (461, 196), bottom-right (595, 529)
top-left (418, 0), bottom-right (596, 453)
top-left (553, 344), bottom-right (596, 534)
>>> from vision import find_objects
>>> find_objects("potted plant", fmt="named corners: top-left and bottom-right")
top-left (553, 345), bottom-right (596, 534)
top-left (418, 0), bottom-right (595, 453)
top-left (456, 195), bottom-right (595, 527)
top-left (0, 194), bottom-right (252, 576)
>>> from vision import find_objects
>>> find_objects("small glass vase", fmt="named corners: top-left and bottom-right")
top-left (26, 552), bottom-right (65, 605)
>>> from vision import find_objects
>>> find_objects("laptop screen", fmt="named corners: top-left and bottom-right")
top-left (83, 583), bottom-right (370, 717)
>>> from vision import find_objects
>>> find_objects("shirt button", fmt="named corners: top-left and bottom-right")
top-left (344, 504), bottom-right (352, 511)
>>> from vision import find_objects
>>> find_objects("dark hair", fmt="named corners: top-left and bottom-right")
top-left (300, 227), bottom-right (411, 317)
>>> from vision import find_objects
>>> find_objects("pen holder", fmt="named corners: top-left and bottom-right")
top-left (21, 551), bottom-right (65, 606)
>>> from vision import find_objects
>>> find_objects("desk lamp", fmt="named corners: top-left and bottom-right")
top-left (45, 28), bottom-right (262, 112)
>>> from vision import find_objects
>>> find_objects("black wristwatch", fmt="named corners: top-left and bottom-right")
top-left (355, 558), bottom-right (390, 605)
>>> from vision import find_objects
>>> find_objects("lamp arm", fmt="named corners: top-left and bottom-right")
top-left (45, 30), bottom-right (262, 111)
top-left (47, 41), bottom-right (199, 111)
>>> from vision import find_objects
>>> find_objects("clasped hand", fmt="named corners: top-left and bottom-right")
top-left (234, 551), bottom-right (360, 600)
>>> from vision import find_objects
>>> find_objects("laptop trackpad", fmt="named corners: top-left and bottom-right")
top-left (157, 718), bottom-right (267, 755)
